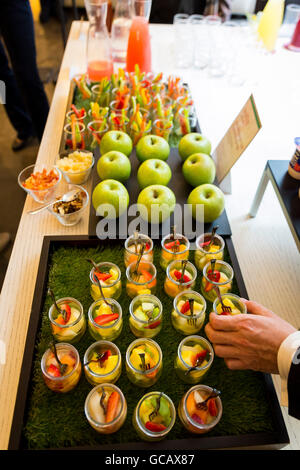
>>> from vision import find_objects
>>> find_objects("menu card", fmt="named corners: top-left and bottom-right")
top-left (212, 94), bottom-right (262, 184)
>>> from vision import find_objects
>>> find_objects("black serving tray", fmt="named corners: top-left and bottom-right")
top-left (59, 81), bottom-right (232, 238)
top-left (8, 235), bottom-right (289, 450)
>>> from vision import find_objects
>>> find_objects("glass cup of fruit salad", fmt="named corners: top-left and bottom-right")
top-left (129, 294), bottom-right (163, 338)
top-left (84, 383), bottom-right (127, 434)
top-left (133, 392), bottom-right (176, 441)
top-left (90, 262), bottom-right (122, 301)
top-left (164, 260), bottom-right (197, 298)
top-left (171, 291), bottom-right (206, 335)
top-left (194, 232), bottom-right (225, 271)
top-left (213, 293), bottom-right (247, 316)
top-left (178, 384), bottom-right (222, 434)
top-left (174, 335), bottom-right (214, 384)
top-left (84, 340), bottom-right (122, 386)
top-left (41, 342), bottom-right (82, 393)
top-left (49, 297), bottom-right (86, 344)
top-left (126, 338), bottom-right (162, 388)
top-left (124, 233), bottom-right (153, 268)
top-left (88, 298), bottom-right (123, 342)
top-left (201, 260), bottom-right (234, 303)
top-left (160, 233), bottom-right (190, 271)
top-left (126, 261), bottom-right (157, 299)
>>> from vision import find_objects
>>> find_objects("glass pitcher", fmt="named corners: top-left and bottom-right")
top-left (126, 0), bottom-right (152, 73)
top-left (85, 0), bottom-right (114, 82)
top-left (111, 0), bottom-right (133, 64)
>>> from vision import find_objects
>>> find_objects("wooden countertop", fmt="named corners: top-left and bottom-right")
top-left (0, 22), bottom-right (299, 450)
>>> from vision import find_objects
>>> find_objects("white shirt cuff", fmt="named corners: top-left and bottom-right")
top-left (277, 331), bottom-right (300, 407)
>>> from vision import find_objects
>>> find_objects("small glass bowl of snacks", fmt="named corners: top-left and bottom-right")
top-left (126, 338), bottom-right (162, 388)
top-left (49, 296), bottom-right (86, 343)
top-left (174, 335), bottom-right (214, 384)
top-left (124, 233), bottom-right (153, 268)
top-left (201, 259), bottom-right (234, 303)
top-left (56, 149), bottom-right (94, 184)
top-left (164, 260), bottom-right (197, 298)
top-left (90, 262), bottom-right (122, 301)
top-left (129, 294), bottom-right (163, 338)
top-left (195, 232), bottom-right (225, 271)
top-left (133, 392), bottom-right (176, 441)
top-left (213, 293), bottom-right (247, 316)
top-left (160, 233), bottom-right (190, 271)
top-left (126, 261), bottom-right (157, 299)
top-left (18, 164), bottom-right (62, 203)
top-left (178, 385), bottom-right (222, 434)
top-left (84, 383), bottom-right (127, 434)
top-left (171, 291), bottom-right (206, 335)
top-left (48, 185), bottom-right (89, 226)
top-left (41, 342), bottom-right (81, 393)
top-left (88, 298), bottom-right (123, 342)
top-left (83, 340), bottom-right (122, 386)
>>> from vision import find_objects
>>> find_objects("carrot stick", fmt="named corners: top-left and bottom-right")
top-left (106, 391), bottom-right (120, 423)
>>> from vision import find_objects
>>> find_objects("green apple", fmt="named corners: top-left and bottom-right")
top-left (187, 183), bottom-right (225, 223)
top-left (97, 151), bottom-right (131, 183)
top-left (92, 179), bottom-right (129, 218)
top-left (136, 134), bottom-right (170, 162)
top-left (178, 133), bottom-right (212, 161)
top-left (100, 130), bottom-right (133, 156)
top-left (182, 153), bottom-right (216, 187)
top-left (137, 184), bottom-right (176, 224)
top-left (137, 159), bottom-right (172, 189)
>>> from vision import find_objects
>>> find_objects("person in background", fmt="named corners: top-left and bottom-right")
top-left (205, 300), bottom-right (300, 420)
top-left (0, 0), bottom-right (49, 150)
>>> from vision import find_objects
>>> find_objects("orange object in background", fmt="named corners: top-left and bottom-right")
top-left (126, 13), bottom-right (151, 72)
top-left (87, 60), bottom-right (114, 81)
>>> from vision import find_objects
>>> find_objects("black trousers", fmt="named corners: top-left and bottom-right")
top-left (0, 0), bottom-right (49, 141)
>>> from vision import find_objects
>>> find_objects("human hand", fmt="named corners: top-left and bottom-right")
top-left (205, 300), bottom-right (297, 374)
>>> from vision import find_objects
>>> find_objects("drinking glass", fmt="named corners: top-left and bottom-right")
top-left (173, 14), bottom-right (193, 69)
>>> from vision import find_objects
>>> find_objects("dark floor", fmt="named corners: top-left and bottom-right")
top-left (0, 12), bottom-right (75, 291)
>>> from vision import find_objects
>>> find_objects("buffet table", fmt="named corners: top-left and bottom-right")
top-left (0, 22), bottom-right (299, 450)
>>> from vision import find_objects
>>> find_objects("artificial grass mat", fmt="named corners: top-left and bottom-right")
top-left (21, 241), bottom-right (276, 449)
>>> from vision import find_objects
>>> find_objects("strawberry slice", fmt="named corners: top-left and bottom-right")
top-left (60, 303), bottom-right (71, 324)
top-left (207, 269), bottom-right (220, 282)
top-left (145, 421), bottom-right (167, 432)
top-left (94, 313), bottom-right (119, 325)
top-left (145, 242), bottom-right (151, 251)
top-left (208, 398), bottom-right (218, 417)
top-left (47, 364), bottom-right (61, 377)
top-left (204, 269), bottom-right (221, 292)
top-left (193, 349), bottom-right (209, 367)
top-left (191, 413), bottom-right (204, 425)
top-left (144, 319), bottom-right (161, 329)
top-left (180, 300), bottom-right (191, 314)
top-left (164, 240), bottom-right (180, 250)
top-left (99, 349), bottom-right (112, 365)
top-left (94, 271), bottom-right (112, 282)
top-left (174, 270), bottom-right (191, 283)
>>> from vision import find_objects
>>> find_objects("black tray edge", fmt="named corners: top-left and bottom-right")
top-left (8, 235), bottom-right (290, 451)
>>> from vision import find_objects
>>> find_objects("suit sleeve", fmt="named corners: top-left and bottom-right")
top-left (287, 347), bottom-right (300, 419)
top-left (277, 332), bottom-right (300, 418)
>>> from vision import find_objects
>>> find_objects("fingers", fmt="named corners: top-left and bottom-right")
top-left (207, 312), bottom-right (240, 332)
top-left (241, 299), bottom-right (275, 318)
top-left (205, 319), bottom-right (238, 346)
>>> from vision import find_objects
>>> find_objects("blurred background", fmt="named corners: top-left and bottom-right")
top-left (0, 0), bottom-right (299, 290)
